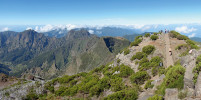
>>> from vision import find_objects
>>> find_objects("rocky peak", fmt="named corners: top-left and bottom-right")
top-left (66, 29), bottom-right (91, 40)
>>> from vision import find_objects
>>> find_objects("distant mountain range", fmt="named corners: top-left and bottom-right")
top-left (1, 24), bottom-right (201, 37)
top-left (0, 29), bottom-right (130, 79)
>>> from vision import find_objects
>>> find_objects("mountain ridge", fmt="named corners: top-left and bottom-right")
top-left (0, 29), bottom-right (130, 79)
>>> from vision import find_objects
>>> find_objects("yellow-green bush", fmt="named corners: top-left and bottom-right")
top-left (142, 45), bottom-right (155, 55)
top-left (150, 35), bottom-right (159, 40)
top-left (156, 65), bottom-right (185, 95)
top-left (130, 71), bottom-right (150, 85)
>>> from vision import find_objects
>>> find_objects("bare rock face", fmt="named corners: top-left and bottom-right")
top-left (165, 88), bottom-right (178, 100)
top-left (195, 72), bottom-right (201, 98)
top-left (0, 80), bottom-right (45, 100)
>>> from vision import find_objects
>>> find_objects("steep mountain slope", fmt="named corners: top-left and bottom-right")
top-left (0, 30), bottom-right (61, 64)
top-left (0, 29), bottom-right (130, 79)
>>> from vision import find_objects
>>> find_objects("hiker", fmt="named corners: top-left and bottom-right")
top-left (169, 48), bottom-right (172, 56)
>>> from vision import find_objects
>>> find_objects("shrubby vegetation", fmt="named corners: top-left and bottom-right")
top-left (119, 64), bottom-right (134, 77)
top-left (39, 63), bottom-right (138, 99)
top-left (117, 59), bottom-right (121, 63)
top-left (131, 52), bottom-right (146, 61)
top-left (130, 38), bottom-right (142, 46)
top-left (145, 33), bottom-right (150, 37)
top-left (150, 35), bottom-right (159, 40)
top-left (104, 89), bottom-right (138, 100)
top-left (147, 94), bottom-right (163, 100)
top-left (172, 30), bottom-right (198, 56)
top-left (130, 71), bottom-right (150, 85)
top-left (193, 55), bottom-right (201, 84)
top-left (156, 65), bottom-right (185, 95)
top-left (175, 44), bottom-right (189, 50)
top-left (123, 48), bottom-right (130, 55)
top-left (26, 87), bottom-right (39, 100)
top-left (144, 80), bottom-right (154, 89)
top-left (169, 30), bottom-right (189, 40)
top-left (130, 35), bottom-right (143, 47)
top-left (142, 45), bottom-right (155, 55)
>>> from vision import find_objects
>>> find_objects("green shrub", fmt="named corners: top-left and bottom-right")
top-left (196, 55), bottom-right (201, 64)
top-left (130, 38), bottom-right (142, 46)
top-left (153, 32), bottom-right (158, 35)
top-left (193, 73), bottom-right (198, 84)
top-left (169, 30), bottom-right (188, 40)
top-left (119, 64), bottom-right (134, 77)
top-left (158, 67), bottom-right (165, 76)
top-left (156, 65), bottom-right (185, 95)
top-left (110, 76), bottom-right (125, 91)
top-left (145, 33), bottom-right (150, 37)
top-left (135, 61), bottom-right (139, 64)
top-left (186, 39), bottom-right (198, 49)
top-left (117, 59), bottom-right (121, 63)
top-left (152, 67), bottom-right (158, 76)
top-left (58, 75), bottom-right (75, 84)
top-left (130, 71), bottom-right (150, 85)
top-left (193, 55), bottom-right (201, 84)
top-left (138, 57), bottom-right (150, 71)
top-left (135, 35), bottom-right (143, 40)
top-left (5, 92), bottom-right (9, 97)
top-left (44, 81), bottom-right (55, 93)
top-left (175, 44), bottom-right (189, 50)
top-left (149, 56), bottom-right (162, 67)
top-left (142, 45), bottom-right (155, 55)
top-left (176, 35), bottom-right (189, 40)
top-left (26, 88), bottom-right (39, 100)
top-left (131, 52), bottom-right (146, 61)
top-left (139, 57), bottom-right (149, 66)
top-left (104, 89), bottom-right (138, 100)
top-left (89, 77), bottom-right (110, 96)
top-left (124, 48), bottom-right (130, 55)
top-left (169, 30), bottom-right (180, 38)
top-left (147, 94), bottom-right (163, 100)
top-left (89, 84), bottom-right (102, 96)
top-left (62, 86), bottom-right (78, 96)
top-left (150, 35), bottom-right (159, 40)
top-left (165, 65), bottom-right (185, 89)
top-left (144, 80), bottom-right (154, 89)
top-left (78, 75), bottom-right (99, 93)
top-left (55, 86), bottom-right (66, 96)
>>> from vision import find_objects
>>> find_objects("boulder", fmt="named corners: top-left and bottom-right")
top-left (165, 88), bottom-right (178, 100)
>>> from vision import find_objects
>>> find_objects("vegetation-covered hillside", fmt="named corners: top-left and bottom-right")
top-left (0, 29), bottom-right (130, 79)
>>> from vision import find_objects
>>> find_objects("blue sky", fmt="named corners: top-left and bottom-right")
top-left (0, 0), bottom-right (201, 25)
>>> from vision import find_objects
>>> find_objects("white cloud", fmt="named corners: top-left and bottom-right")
top-left (34, 24), bottom-right (83, 32)
top-left (66, 24), bottom-right (78, 31)
top-left (26, 27), bottom-right (32, 30)
top-left (175, 26), bottom-right (197, 33)
top-left (1, 27), bottom-right (9, 32)
top-left (35, 26), bottom-right (39, 31)
top-left (188, 33), bottom-right (196, 38)
top-left (38, 24), bottom-right (54, 32)
top-left (88, 30), bottom-right (94, 34)
top-left (141, 26), bottom-right (151, 31)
